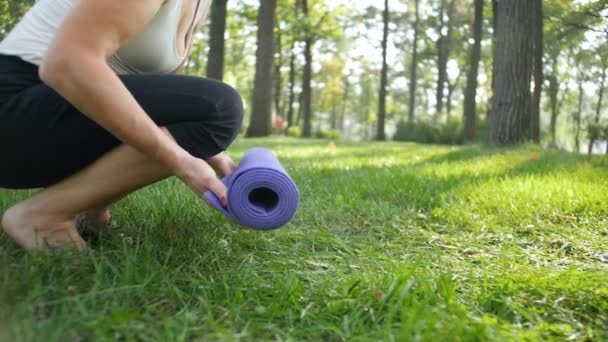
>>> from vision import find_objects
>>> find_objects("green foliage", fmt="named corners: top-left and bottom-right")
top-left (313, 129), bottom-right (341, 140)
top-left (3, 0), bottom-right (608, 147)
top-left (587, 120), bottom-right (608, 144)
top-left (587, 122), bottom-right (603, 141)
top-left (286, 126), bottom-right (302, 138)
top-left (0, 0), bottom-right (32, 40)
top-left (393, 119), bottom-right (464, 145)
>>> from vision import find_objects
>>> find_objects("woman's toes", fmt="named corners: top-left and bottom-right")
top-left (1, 203), bottom-right (86, 252)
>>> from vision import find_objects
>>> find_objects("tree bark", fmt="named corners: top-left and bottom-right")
top-left (274, 26), bottom-right (284, 120)
top-left (296, 91), bottom-right (303, 126)
top-left (446, 69), bottom-right (462, 121)
top-left (301, 0), bottom-right (313, 137)
top-left (302, 37), bottom-right (313, 137)
top-left (463, 0), bottom-right (484, 142)
top-left (594, 62), bottom-right (606, 125)
top-left (490, 0), bottom-right (536, 145)
top-left (330, 102), bottom-right (338, 130)
top-left (443, 0), bottom-right (456, 119)
top-left (207, 0), bottom-right (228, 80)
top-left (574, 75), bottom-right (583, 153)
top-left (548, 55), bottom-right (559, 145)
top-left (246, 0), bottom-right (277, 137)
top-left (435, 0), bottom-right (456, 119)
top-left (286, 38), bottom-right (297, 128)
top-left (588, 61), bottom-right (607, 157)
top-left (487, 0), bottom-right (498, 121)
top-left (435, 0), bottom-right (448, 116)
top-left (407, 0), bottom-right (420, 123)
top-left (376, 0), bottom-right (389, 141)
top-left (340, 78), bottom-right (350, 131)
top-left (530, 0), bottom-right (543, 143)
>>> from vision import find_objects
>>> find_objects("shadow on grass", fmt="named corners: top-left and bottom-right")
top-left (283, 147), bottom-right (600, 229)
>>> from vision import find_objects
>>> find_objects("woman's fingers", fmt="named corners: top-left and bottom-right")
top-left (177, 156), bottom-right (229, 207)
top-left (203, 176), bottom-right (228, 207)
top-left (208, 153), bottom-right (237, 177)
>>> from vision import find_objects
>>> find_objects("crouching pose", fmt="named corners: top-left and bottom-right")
top-left (0, 0), bottom-right (243, 251)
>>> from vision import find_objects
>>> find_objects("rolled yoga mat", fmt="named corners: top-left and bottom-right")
top-left (204, 147), bottom-right (300, 230)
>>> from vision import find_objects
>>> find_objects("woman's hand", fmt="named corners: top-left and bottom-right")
top-left (207, 152), bottom-right (237, 178)
top-left (176, 155), bottom-right (228, 207)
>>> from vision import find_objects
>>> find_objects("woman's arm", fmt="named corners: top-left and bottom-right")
top-left (40, 0), bottom-right (228, 201)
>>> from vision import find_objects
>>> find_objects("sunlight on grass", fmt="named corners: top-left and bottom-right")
top-left (1, 138), bottom-right (607, 340)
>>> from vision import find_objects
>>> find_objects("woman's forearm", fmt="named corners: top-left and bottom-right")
top-left (39, 53), bottom-right (188, 172)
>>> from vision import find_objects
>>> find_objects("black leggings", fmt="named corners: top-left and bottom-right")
top-left (0, 55), bottom-right (243, 189)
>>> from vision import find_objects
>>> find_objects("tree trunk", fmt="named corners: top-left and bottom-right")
top-left (435, 0), bottom-right (448, 116)
top-left (548, 55), bottom-right (559, 145)
top-left (490, 0), bottom-right (536, 145)
top-left (330, 102), bottom-right (338, 130)
top-left (340, 78), bottom-right (350, 131)
top-left (246, 0), bottom-right (277, 137)
top-left (446, 69), bottom-right (462, 121)
top-left (463, 0), bottom-right (484, 142)
top-left (207, 0), bottom-right (228, 80)
top-left (301, 0), bottom-right (313, 137)
top-left (589, 61), bottom-right (607, 157)
top-left (302, 37), bottom-right (313, 137)
top-left (376, 0), bottom-right (389, 141)
top-left (443, 0), bottom-right (456, 120)
top-left (296, 92), bottom-right (303, 126)
top-left (286, 39), bottom-right (297, 128)
top-left (575, 76), bottom-right (583, 153)
top-left (407, 0), bottom-right (420, 123)
top-left (487, 0), bottom-right (498, 122)
top-left (274, 27), bottom-right (283, 120)
top-left (594, 62), bottom-right (606, 124)
top-left (530, 0), bottom-right (543, 143)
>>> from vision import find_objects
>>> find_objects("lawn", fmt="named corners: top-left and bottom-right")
top-left (1, 137), bottom-right (607, 341)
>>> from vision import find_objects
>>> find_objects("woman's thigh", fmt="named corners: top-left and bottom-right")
top-left (0, 73), bottom-right (243, 189)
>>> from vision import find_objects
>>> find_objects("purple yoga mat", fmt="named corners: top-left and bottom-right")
top-left (204, 147), bottom-right (299, 230)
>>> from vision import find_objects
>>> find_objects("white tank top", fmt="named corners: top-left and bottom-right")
top-left (0, 0), bottom-right (211, 74)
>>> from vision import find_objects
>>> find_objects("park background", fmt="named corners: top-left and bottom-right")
top-left (1, 0), bottom-right (608, 340)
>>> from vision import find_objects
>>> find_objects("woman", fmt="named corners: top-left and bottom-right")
top-left (0, 0), bottom-right (244, 251)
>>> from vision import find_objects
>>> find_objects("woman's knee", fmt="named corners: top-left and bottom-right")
top-left (217, 82), bottom-right (244, 122)
top-left (167, 79), bottom-right (244, 159)
top-left (206, 81), bottom-right (244, 147)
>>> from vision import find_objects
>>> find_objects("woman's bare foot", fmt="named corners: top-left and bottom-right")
top-left (1, 201), bottom-right (86, 252)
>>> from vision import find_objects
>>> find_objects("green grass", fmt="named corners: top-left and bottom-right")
top-left (1, 137), bottom-right (607, 341)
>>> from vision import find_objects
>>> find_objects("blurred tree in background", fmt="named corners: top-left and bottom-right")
top-left (2, 0), bottom-right (608, 152)
top-left (206, 0), bottom-right (228, 80)
top-left (246, 0), bottom-right (277, 137)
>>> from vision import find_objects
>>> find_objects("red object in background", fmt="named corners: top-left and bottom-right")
top-left (275, 115), bottom-right (284, 129)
